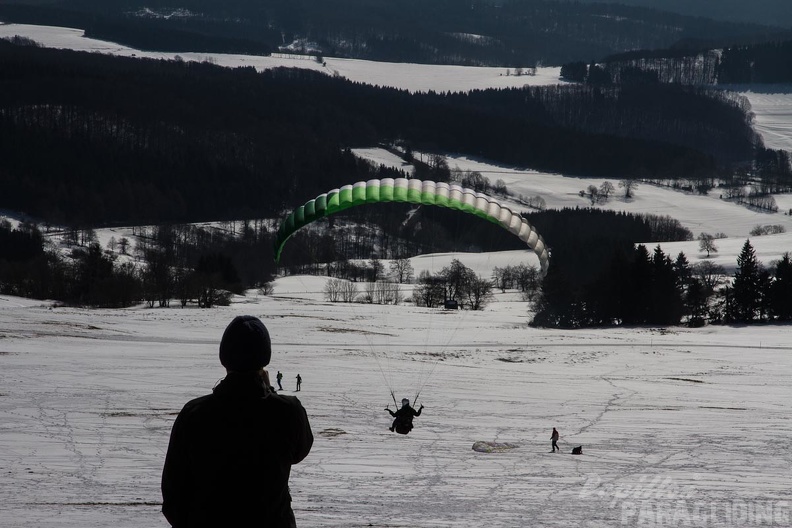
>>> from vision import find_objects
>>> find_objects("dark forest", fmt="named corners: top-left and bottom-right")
top-left (0, 40), bottom-right (772, 228)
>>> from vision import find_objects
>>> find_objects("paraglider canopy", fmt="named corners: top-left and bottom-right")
top-left (273, 177), bottom-right (550, 275)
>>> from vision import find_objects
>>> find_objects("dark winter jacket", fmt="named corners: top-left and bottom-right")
top-left (390, 405), bottom-right (422, 419)
top-left (388, 404), bottom-right (422, 426)
top-left (162, 372), bottom-right (313, 528)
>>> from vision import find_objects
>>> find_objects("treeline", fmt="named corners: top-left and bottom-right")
top-left (575, 39), bottom-right (792, 85)
top-left (525, 207), bottom-right (689, 288)
top-left (525, 207), bottom-right (667, 325)
top-left (0, 0), bottom-right (777, 66)
top-left (0, 220), bottom-right (278, 308)
top-left (719, 40), bottom-right (792, 84)
top-left (0, 42), bottom-right (764, 227)
top-left (476, 84), bottom-right (758, 164)
top-left (527, 209), bottom-right (792, 327)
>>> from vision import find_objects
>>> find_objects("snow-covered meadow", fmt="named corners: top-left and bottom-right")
top-left (0, 23), bottom-right (564, 93)
top-left (1, 20), bottom-right (792, 528)
top-left (2, 271), bottom-right (792, 528)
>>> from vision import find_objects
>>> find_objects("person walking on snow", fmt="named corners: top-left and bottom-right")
top-left (551, 427), bottom-right (560, 452)
top-left (276, 370), bottom-right (283, 390)
top-left (295, 373), bottom-right (302, 391)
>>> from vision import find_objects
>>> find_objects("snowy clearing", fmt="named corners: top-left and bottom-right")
top-left (0, 23), bottom-right (564, 94)
top-left (1, 273), bottom-right (792, 527)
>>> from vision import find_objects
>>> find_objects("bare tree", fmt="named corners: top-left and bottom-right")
top-left (413, 270), bottom-right (445, 308)
top-left (465, 275), bottom-right (494, 310)
top-left (340, 280), bottom-right (359, 303)
top-left (389, 258), bottom-right (414, 283)
top-left (428, 154), bottom-right (448, 173)
top-left (599, 181), bottom-right (614, 200)
top-left (441, 259), bottom-right (474, 302)
top-left (692, 261), bottom-right (725, 295)
top-left (80, 228), bottom-right (97, 247)
top-left (514, 264), bottom-right (540, 293)
top-left (369, 259), bottom-right (384, 282)
top-left (586, 184), bottom-right (599, 204)
top-left (697, 232), bottom-right (718, 257)
top-left (365, 280), bottom-right (403, 305)
top-left (526, 195), bottom-right (546, 210)
top-left (493, 178), bottom-right (508, 196)
top-left (492, 266), bottom-right (512, 293)
top-left (324, 278), bottom-right (344, 302)
top-left (619, 179), bottom-right (638, 199)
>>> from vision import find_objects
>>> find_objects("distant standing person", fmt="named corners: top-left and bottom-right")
top-left (162, 315), bottom-right (313, 527)
top-left (551, 427), bottom-right (560, 453)
top-left (276, 370), bottom-right (283, 390)
top-left (296, 373), bottom-right (302, 391)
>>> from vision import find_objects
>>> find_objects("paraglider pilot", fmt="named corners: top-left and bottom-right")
top-left (386, 398), bottom-right (423, 434)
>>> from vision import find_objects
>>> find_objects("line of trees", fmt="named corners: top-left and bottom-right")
top-left (0, 220), bottom-right (277, 308)
top-left (570, 38), bottom-right (792, 85)
top-left (5, 214), bottom-right (791, 325)
top-left (532, 238), bottom-right (792, 328)
top-left (720, 241), bottom-right (792, 323)
top-left (413, 260), bottom-right (494, 311)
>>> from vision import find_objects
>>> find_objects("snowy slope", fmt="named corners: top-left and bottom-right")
top-left (0, 23), bottom-right (563, 93)
top-left (1, 279), bottom-right (791, 527)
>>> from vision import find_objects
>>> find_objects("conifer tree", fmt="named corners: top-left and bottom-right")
top-left (770, 253), bottom-right (792, 320)
top-left (732, 239), bottom-right (761, 322)
top-left (650, 245), bottom-right (683, 324)
top-left (623, 244), bottom-right (652, 324)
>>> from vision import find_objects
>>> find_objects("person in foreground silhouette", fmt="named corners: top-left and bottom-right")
top-left (162, 315), bottom-right (313, 527)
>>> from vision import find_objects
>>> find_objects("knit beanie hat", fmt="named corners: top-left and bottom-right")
top-left (219, 315), bottom-right (271, 371)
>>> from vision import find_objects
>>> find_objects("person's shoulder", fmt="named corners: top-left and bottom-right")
top-left (269, 392), bottom-right (306, 409)
top-left (173, 392), bottom-right (215, 422)
top-left (180, 392), bottom-right (214, 411)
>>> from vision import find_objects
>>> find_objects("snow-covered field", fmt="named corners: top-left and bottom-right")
top-left (2, 275), bottom-right (791, 528)
top-left (720, 85), bottom-right (792, 153)
top-left (0, 23), bottom-right (564, 93)
top-left (2, 21), bottom-right (792, 528)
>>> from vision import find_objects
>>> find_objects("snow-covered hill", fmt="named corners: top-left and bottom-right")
top-left (1, 274), bottom-right (791, 527)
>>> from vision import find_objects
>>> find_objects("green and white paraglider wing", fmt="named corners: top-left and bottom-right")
top-left (273, 178), bottom-right (550, 275)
